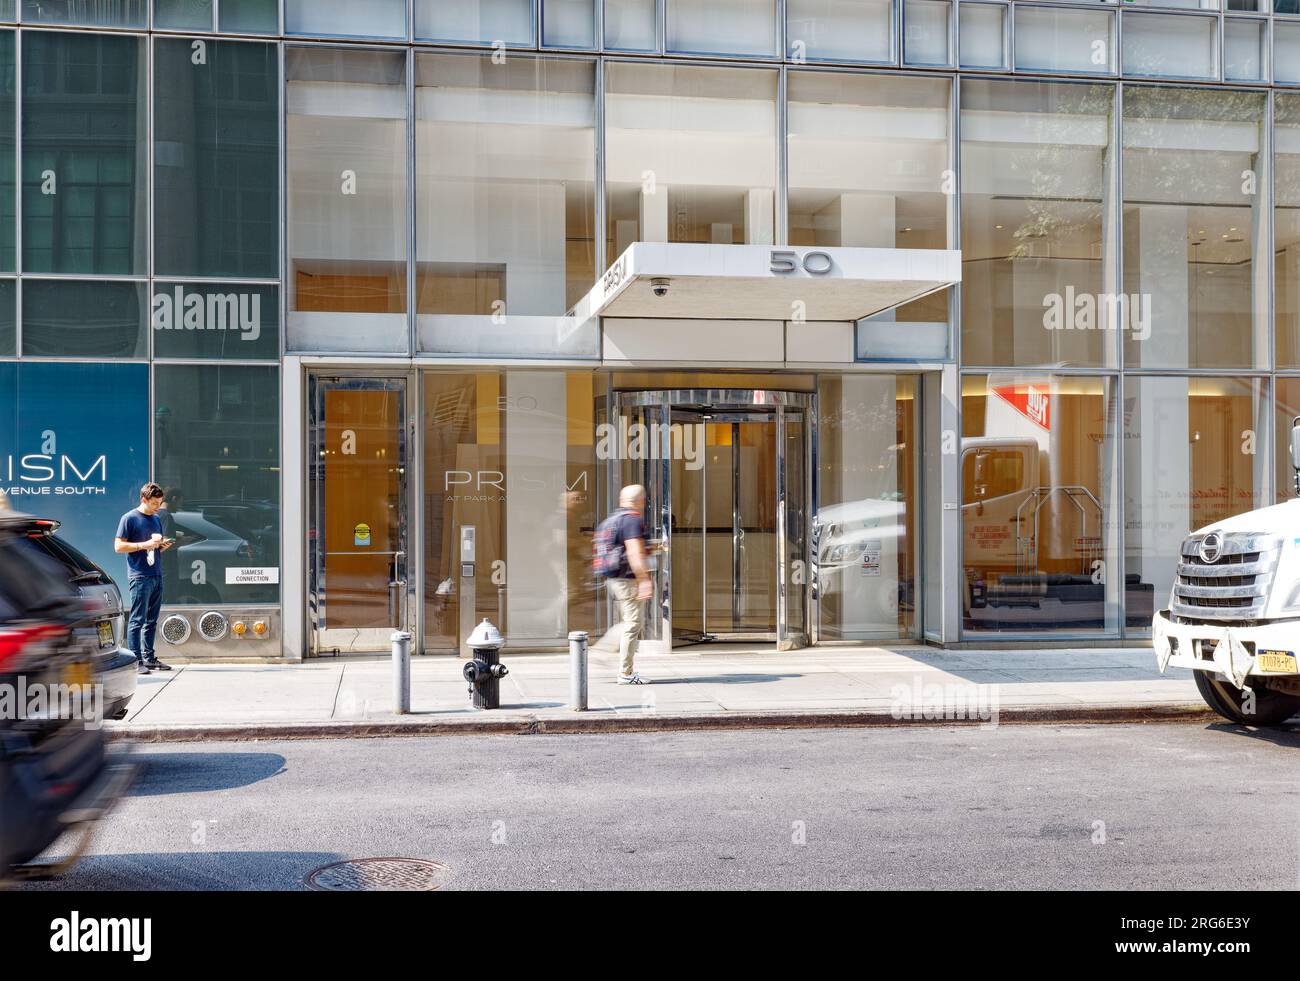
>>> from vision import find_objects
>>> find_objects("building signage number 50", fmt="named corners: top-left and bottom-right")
top-left (770, 250), bottom-right (834, 276)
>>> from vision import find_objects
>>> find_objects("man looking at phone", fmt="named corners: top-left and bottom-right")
top-left (114, 482), bottom-right (175, 675)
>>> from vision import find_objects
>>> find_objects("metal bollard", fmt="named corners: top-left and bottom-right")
top-left (391, 631), bottom-right (412, 715)
top-left (568, 630), bottom-right (589, 712)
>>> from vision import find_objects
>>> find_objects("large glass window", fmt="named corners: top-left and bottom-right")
top-left (959, 2), bottom-right (1005, 70)
top-left (605, 62), bottom-right (777, 258)
top-left (23, 31), bottom-right (147, 275)
top-left (666, 0), bottom-right (777, 57)
top-left (0, 32), bottom-right (14, 274)
top-left (154, 364), bottom-right (280, 604)
top-left (1122, 12), bottom-right (1218, 80)
top-left (1279, 22), bottom-right (1300, 84)
top-left (23, 279), bottom-right (146, 358)
top-left (962, 373), bottom-right (1119, 635)
top-left (154, 0), bottom-right (214, 30)
top-left (1125, 376), bottom-right (1266, 630)
top-left (286, 47), bottom-right (407, 352)
top-left (1014, 6), bottom-right (1114, 75)
top-left (423, 370), bottom-right (599, 652)
top-left (220, 0), bottom-right (279, 33)
top-left (286, 0), bottom-right (405, 38)
top-left (1276, 378), bottom-right (1300, 506)
top-left (960, 78), bottom-right (1115, 367)
top-left (786, 0), bottom-right (893, 63)
top-left (543, 0), bottom-right (595, 47)
top-left (21, 0), bottom-right (146, 27)
top-left (1278, 94), bottom-right (1300, 366)
top-left (154, 38), bottom-right (278, 279)
top-left (904, 0), bottom-right (951, 67)
top-left (415, 52), bottom-right (596, 356)
top-left (605, 0), bottom-right (656, 50)
top-left (0, 280), bottom-right (15, 354)
top-left (418, 0), bottom-right (534, 43)
top-left (1122, 86), bottom-right (1266, 369)
top-left (788, 72), bottom-right (948, 252)
top-left (816, 375), bottom-right (919, 639)
top-left (151, 282), bottom-right (279, 359)
top-left (1224, 17), bottom-right (1266, 83)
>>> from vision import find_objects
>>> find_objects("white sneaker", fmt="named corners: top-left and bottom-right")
top-left (617, 673), bottom-right (647, 685)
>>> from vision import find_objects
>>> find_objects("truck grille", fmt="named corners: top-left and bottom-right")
top-left (1172, 533), bottom-right (1280, 622)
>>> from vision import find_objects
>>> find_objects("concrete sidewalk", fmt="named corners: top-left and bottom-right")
top-left (109, 644), bottom-right (1213, 741)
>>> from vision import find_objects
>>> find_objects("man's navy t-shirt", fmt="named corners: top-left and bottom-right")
top-left (116, 508), bottom-right (163, 579)
top-left (611, 509), bottom-right (646, 579)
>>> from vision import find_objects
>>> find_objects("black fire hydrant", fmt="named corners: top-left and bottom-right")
top-left (463, 618), bottom-right (508, 710)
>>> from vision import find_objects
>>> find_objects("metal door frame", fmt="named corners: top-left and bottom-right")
top-left (308, 371), bottom-right (418, 656)
top-left (604, 389), bottom-right (815, 651)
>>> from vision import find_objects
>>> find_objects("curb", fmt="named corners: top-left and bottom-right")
top-left (108, 702), bottom-right (1218, 743)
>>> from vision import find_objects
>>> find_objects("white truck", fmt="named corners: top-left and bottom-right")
top-left (1151, 421), bottom-right (1300, 726)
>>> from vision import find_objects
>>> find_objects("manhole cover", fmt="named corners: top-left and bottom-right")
top-left (305, 858), bottom-right (452, 892)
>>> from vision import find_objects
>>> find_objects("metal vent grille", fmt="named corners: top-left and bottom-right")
top-left (160, 614), bottom-right (191, 646)
top-left (197, 610), bottom-right (229, 642)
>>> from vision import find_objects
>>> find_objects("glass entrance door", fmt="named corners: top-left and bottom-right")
top-left (309, 376), bottom-right (410, 654)
top-left (605, 390), bottom-right (811, 650)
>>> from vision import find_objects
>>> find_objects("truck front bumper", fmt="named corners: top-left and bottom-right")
top-left (1153, 609), bottom-right (1300, 689)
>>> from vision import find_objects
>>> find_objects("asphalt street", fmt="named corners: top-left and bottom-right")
top-left (17, 721), bottom-right (1300, 890)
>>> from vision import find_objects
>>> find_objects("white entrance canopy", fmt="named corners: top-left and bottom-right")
top-left (571, 243), bottom-right (962, 324)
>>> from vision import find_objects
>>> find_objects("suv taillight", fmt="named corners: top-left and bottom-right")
top-left (0, 624), bottom-right (67, 672)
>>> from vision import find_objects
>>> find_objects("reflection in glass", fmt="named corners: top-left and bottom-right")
top-left (961, 78), bottom-right (1114, 367)
top-left (788, 72), bottom-right (948, 251)
top-left (150, 282), bottom-right (279, 360)
top-left (286, 47), bottom-right (407, 351)
top-left (961, 373), bottom-right (1118, 634)
top-left (414, 53), bottom-right (595, 326)
top-left (23, 280), bottom-right (146, 358)
top-left (1123, 86), bottom-right (1265, 369)
top-left (1223, 17), bottom-right (1266, 83)
top-left (1013, 7), bottom-right (1113, 74)
top-left (154, 38), bottom-right (278, 279)
top-left (286, 0), bottom-right (405, 38)
top-left (1125, 376), bottom-right (1264, 630)
top-left (817, 375), bottom-right (919, 639)
top-left (1278, 95), bottom-right (1300, 366)
top-left (1123, 12), bottom-right (1218, 79)
top-left (22, 0), bottom-right (145, 26)
top-left (422, 371), bottom-right (597, 652)
top-left (904, 0), bottom-right (950, 67)
top-left (154, 364), bottom-right (280, 605)
top-left (605, 0), bottom-right (656, 50)
top-left (0, 32), bottom-right (13, 273)
top-left (154, 0), bottom-right (214, 30)
top-left (543, 0), bottom-right (595, 47)
top-left (417, 0), bottom-right (534, 43)
top-left (666, 0), bottom-right (776, 56)
top-left (23, 32), bottom-right (147, 275)
top-left (220, 0), bottom-right (279, 33)
top-left (959, 2), bottom-right (1004, 70)
top-left (786, 0), bottom-right (892, 63)
top-left (604, 62), bottom-right (776, 260)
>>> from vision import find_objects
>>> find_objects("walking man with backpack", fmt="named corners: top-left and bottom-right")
top-left (594, 484), bottom-right (654, 685)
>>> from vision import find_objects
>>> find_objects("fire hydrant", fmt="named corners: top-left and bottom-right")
top-left (463, 618), bottom-right (508, 709)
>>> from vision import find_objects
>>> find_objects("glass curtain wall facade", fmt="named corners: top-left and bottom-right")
top-left (6, 0), bottom-right (1300, 649)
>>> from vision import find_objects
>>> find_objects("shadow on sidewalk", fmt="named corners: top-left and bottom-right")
top-left (1206, 721), bottom-right (1300, 747)
top-left (125, 751), bottom-right (287, 796)
top-left (883, 647), bottom-right (1186, 685)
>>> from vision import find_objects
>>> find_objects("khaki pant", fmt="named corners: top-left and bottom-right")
top-left (607, 577), bottom-right (645, 676)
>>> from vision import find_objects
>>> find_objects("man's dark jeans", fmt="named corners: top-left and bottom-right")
top-left (127, 575), bottom-right (163, 665)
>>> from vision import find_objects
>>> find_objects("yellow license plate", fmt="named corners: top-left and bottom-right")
top-left (1256, 650), bottom-right (1298, 673)
top-left (63, 661), bottom-right (94, 688)
top-left (97, 621), bottom-right (114, 648)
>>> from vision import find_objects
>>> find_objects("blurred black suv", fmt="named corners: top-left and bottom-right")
top-left (0, 511), bottom-right (134, 876)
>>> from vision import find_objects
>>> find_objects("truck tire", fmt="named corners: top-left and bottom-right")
top-left (1194, 671), bottom-right (1300, 726)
